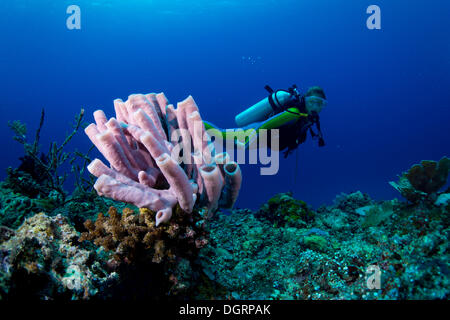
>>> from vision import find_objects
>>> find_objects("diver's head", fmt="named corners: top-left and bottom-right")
top-left (304, 86), bottom-right (327, 115)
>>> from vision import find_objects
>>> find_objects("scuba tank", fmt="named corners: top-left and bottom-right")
top-left (235, 85), bottom-right (300, 127)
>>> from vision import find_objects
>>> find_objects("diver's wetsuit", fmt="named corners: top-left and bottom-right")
top-left (267, 110), bottom-right (322, 157)
top-left (274, 116), bottom-right (309, 154)
top-left (204, 102), bottom-right (324, 158)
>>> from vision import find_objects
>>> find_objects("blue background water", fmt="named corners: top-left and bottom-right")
top-left (0, 0), bottom-right (449, 210)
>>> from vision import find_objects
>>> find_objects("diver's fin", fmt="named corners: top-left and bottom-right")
top-left (204, 121), bottom-right (258, 149)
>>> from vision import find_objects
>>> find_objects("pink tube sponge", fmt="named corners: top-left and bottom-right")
top-left (85, 92), bottom-right (242, 226)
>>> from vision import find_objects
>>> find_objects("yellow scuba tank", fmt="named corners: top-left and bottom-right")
top-left (234, 86), bottom-right (297, 127)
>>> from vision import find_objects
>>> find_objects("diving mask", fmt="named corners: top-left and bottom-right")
top-left (305, 96), bottom-right (327, 114)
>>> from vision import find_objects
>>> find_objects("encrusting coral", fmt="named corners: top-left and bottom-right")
top-left (256, 192), bottom-right (315, 227)
top-left (390, 156), bottom-right (450, 204)
top-left (0, 213), bottom-right (118, 300)
top-left (85, 93), bottom-right (242, 226)
top-left (198, 188), bottom-right (449, 300)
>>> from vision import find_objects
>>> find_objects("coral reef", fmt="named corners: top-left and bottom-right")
top-left (359, 201), bottom-right (396, 228)
top-left (1, 109), bottom-right (94, 228)
top-left (0, 167), bottom-right (120, 230)
top-left (79, 206), bottom-right (209, 266)
top-left (8, 108), bottom-right (86, 202)
top-left (435, 193), bottom-right (450, 207)
top-left (333, 191), bottom-right (373, 213)
top-left (85, 93), bottom-right (242, 226)
top-left (194, 162), bottom-right (449, 300)
top-left (0, 213), bottom-right (118, 300)
top-left (1, 144), bottom-right (449, 300)
top-left (256, 192), bottom-right (315, 227)
top-left (78, 205), bottom-right (212, 298)
top-left (198, 190), bottom-right (449, 299)
top-left (390, 157), bottom-right (450, 204)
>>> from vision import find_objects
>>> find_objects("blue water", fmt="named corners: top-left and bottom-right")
top-left (0, 0), bottom-right (449, 210)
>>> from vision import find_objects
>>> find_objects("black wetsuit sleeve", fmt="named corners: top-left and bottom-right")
top-left (282, 119), bottom-right (312, 158)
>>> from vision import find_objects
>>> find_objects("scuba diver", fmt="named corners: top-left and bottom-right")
top-left (204, 84), bottom-right (327, 158)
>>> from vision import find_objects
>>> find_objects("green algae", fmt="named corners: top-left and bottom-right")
top-left (303, 235), bottom-right (328, 252)
top-left (258, 192), bottom-right (315, 227)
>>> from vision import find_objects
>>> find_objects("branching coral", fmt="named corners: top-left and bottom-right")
top-left (85, 93), bottom-right (242, 226)
top-left (390, 157), bottom-right (450, 203)
top-left (79, 206), bottom-right (209, 266)
top-left (7, 108), bottom-right (88, 202)
top-left (2, 108), bottom-right (97, 228)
